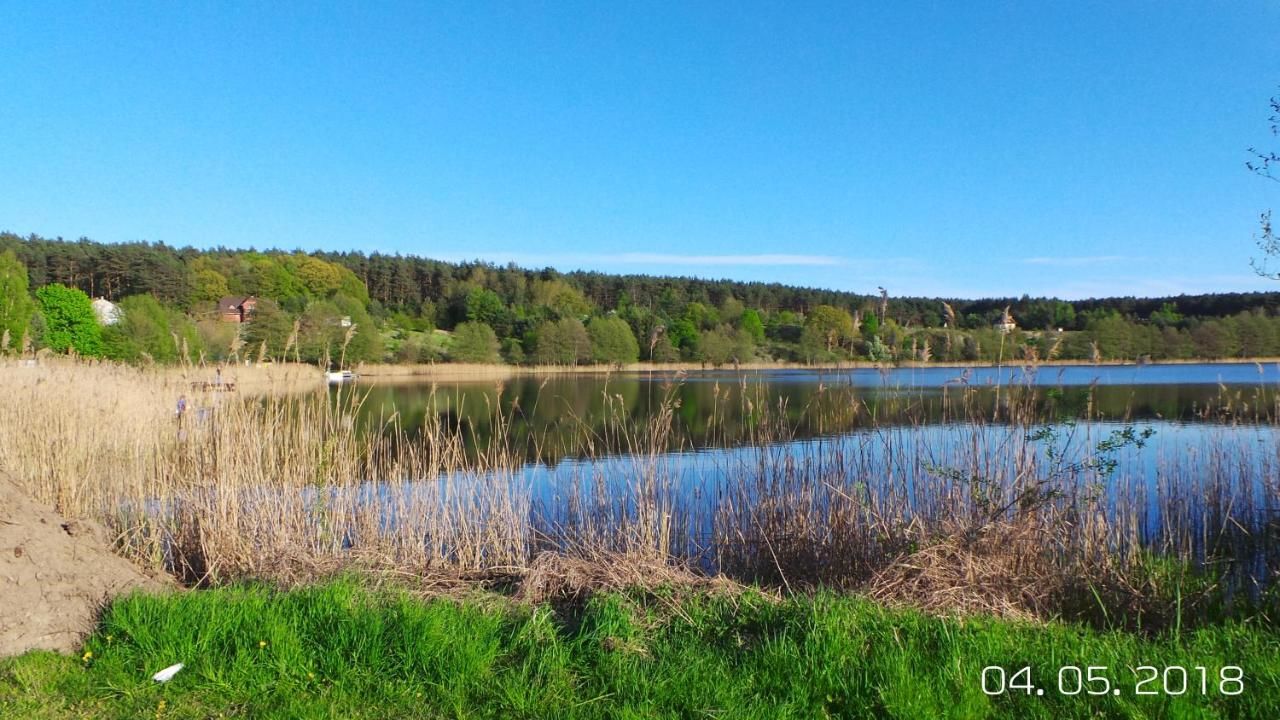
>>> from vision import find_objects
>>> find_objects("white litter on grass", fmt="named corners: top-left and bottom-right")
top-left (152, 663), bottom-right (184, 682)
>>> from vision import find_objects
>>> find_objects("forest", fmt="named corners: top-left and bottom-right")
top-left (2, 231), bottom-right (1280, 367)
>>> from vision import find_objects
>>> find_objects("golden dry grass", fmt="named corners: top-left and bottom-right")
top-left (0, 356), bottom-right (1274, 624)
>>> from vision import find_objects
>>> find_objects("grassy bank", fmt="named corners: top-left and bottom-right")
top-left (2, 580), bottom-right (1277, 719)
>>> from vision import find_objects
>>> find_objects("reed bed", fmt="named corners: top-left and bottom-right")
top-left (1, 357), bottom-right (1276, 627)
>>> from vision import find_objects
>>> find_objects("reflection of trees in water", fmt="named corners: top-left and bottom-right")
top-left (345, 376), bottom-right (1278, 464)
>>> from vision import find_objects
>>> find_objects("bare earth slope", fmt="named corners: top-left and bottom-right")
top-left (0, 477), bottom-right (167, 656)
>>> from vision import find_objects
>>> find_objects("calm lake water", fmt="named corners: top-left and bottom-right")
top-left (348, 362), bottom-right (1280, 461)
top-left (336, 362), bottom-right (1280, 587)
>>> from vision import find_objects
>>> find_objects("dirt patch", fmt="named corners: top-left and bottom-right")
top-left (0, 477), bottom-right (170, 657)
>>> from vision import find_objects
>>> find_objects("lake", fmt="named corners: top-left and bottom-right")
top-left (348, 362), bottom-right (1280, 460)
top-left (335, 362), bottom-right (1280, 592)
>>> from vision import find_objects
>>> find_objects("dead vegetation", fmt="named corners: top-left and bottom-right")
top-left (0, 357), bottom-right (1275, 627)
top-left (866, 519), bottom-right (1093, 622)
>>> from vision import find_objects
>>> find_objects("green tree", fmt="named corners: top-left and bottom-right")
top-left (190, 267), bottom-right (231, 304)
top-left (1087, 314), bottom-right (1136, 360)
top-left (465, 287), bottom-right (505, 326)
top-left (719, 296), bottom-right (745, 326)
top-left (450, 322), bottom-right (500, 363)
top-left (683, 302), bottom-right (719, 330)
top-left (103, 295), bottom-right (199, 363)
top-left (699, 326), bottom-right (756, 366)
top-left (531, 279), bottom-right (592, 319)
top-left (740, 309), bottom-right (765, 343)
top-left (865, 334), bottom-right (892, 362)
top-left (588, 316), bottom-right (639, 365)
top-left (296, 299), bottom-right (340, 363)
top-left (805, 305), bottom-right (856, 352)
top-left (533, 318), bottom-right (592, 365)
top-left (35, 284), bottom-right (103, 356)
top-left (335, 266), bottom-right (371, 305)
top-left (861, 311), bottom-right (880, 337)
top-left (1191, 320), bottom-right (1239, 359)
top-left (699, 327), bottom-right (734, 366)
top-left (1052, 301), bottom-right (1078, 330)
top-left (248, 255), bottom-right (308, 307)
top-left (651, 334), bottom-right (680, 362)
top-left (501, 337), bottom-right (525, 364)
top-left (287, 254), bottom-right (344, 296)
top-left (1020, 301), bottom-right (1054, 330)
top-left (1149, 302), bottom-right (1183, 329)
top-left (1230, 311), bottom-right (1276, 357)
top-left (1158, 326), bottom-right (1195, 359)
top-left (766, 310), bottom-right (803, 343)
top-left (666, 318), bottom-right (699, 357)
top-left (240, 298), bottom-right (295, 360)
top-left (0, 250), bottom-right (35, 352)
top-left (333, 294), bottom-right (382, 364)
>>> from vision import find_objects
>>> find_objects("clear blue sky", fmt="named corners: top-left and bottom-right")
top-left (2, 1), bottom-right (1278, 299)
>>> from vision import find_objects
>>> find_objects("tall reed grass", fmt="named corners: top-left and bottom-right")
top-left (1, 357), bottom-right (1275, 625)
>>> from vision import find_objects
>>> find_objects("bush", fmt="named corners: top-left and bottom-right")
top-left (450, 322), bottom-right (500, 363)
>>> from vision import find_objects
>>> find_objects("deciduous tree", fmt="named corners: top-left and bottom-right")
top-left (35, 284), bottom-right (103, 356)
top-left (588, 316), bottom-right (639, 365)
top-left (533, 318), bottom-right (591, 365)
top-left (805, 305), bottom-right (856, 352)
top-left (450, 322), bottom-right (500, 363)
top-left (0, 251), bottom-right (35, 352)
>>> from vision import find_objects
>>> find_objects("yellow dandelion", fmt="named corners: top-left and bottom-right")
top-left (81, 650), bottom-right (93, 662)
top-left (258, 640), bottom-right (267, 649)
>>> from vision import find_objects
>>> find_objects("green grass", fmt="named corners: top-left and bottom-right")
top-left (3, 580), bottom-right (1278, 719)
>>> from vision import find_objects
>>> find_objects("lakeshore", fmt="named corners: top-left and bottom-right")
top-left (351, 357), bottom-right (1280, 383)
top-left (2, 357), bottom-right (1278, 719)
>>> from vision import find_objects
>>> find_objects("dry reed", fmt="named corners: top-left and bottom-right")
top-left (1, 356), bottom-right (1275, 624)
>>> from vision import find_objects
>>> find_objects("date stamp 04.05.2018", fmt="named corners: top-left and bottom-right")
top-left (981, 665), bottom-right (1244, 698)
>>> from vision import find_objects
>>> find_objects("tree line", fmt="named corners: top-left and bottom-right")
top-left (2, 231), bottom-right (1279, 366)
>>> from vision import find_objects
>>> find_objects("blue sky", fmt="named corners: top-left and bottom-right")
top-left (2, 1), bottom-right (1278, 300)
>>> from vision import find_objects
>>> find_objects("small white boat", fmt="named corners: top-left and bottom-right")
top-left (325, 370), bottom-right (356, 384)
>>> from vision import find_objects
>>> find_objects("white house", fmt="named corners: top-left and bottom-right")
top-left (92, 297), bottom-right (121, 326)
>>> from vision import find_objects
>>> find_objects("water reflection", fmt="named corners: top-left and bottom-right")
top-left (303, 364), bottom-right (1280, 599)
top-left (345, 364), bottom-right (1280, 464)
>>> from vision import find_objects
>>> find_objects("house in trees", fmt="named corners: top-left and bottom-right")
top-left (993, 307), bottom-right (1017, 334)
top-left (91, 297), bottom-right (121, 326)
top-left (217, 296), bottom-right (258, 323)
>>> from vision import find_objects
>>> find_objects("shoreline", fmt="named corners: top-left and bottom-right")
top-left (351, 357), bottom-right (1280, 383)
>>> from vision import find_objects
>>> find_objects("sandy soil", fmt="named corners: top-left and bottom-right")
top-left (0, 476), bottom-right (169, 657)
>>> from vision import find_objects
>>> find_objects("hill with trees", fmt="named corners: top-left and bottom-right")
top-left (2, 231), bottom-right (1280, 366)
